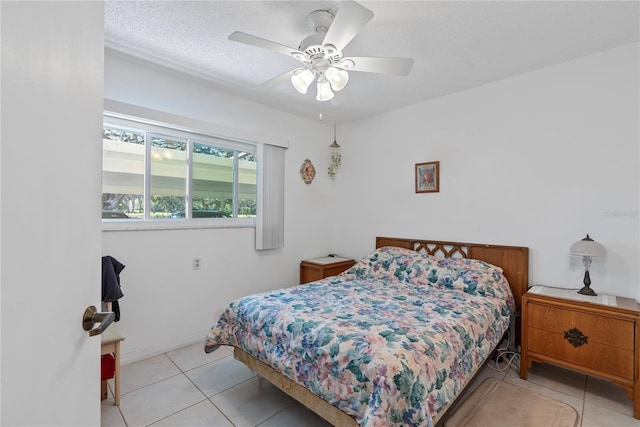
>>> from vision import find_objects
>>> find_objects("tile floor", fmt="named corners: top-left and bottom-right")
top-left (102, 342), bottom-right (640, 426)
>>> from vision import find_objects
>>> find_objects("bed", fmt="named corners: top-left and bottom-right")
top-left (205, 237), bottom-right (529, 426)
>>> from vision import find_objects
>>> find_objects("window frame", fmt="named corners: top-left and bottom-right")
top-left (102, 113), bottom-right (257, 231)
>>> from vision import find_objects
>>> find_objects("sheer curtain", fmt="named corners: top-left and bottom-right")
top-left (256, 143), bottom-right (285, 250)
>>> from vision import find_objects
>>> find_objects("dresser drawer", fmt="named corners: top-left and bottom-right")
top-left (526, 302), bottom-right (635, 379)
top-left (526, 326), bottom-right (634, 379)
top-left (527, 303), bottom-right (634, 350)
top-left (520, 288), bottom-right (640, 420)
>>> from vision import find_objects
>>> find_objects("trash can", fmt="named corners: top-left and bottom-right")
top-left (101, 353), bottom-right (115, 400)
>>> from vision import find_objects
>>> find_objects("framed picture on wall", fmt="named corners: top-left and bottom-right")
top-left (415, 161), bottom-right (440, 193)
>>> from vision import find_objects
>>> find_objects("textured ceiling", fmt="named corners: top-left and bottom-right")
top-left (105, 1), bottom-right (639, 124)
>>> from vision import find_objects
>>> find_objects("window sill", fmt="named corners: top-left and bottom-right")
top-left (101, 217), bottom-right (255, 232)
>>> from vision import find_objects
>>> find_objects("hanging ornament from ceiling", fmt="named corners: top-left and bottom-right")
top-left (328, 124), bottom-right (341, 181)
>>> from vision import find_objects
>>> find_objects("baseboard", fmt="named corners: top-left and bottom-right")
top-left (120, 334), bottom-right (205, 366)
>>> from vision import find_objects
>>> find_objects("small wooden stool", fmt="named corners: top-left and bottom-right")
top-left (101, 324), bottom-right (125, 405)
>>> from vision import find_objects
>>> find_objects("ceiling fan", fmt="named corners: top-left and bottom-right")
top-left (228, 1), bottom-right (415, 102)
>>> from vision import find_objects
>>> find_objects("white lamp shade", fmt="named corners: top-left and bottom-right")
top-left (316, 78), bottom-right (334, 101)
top-left (291, 69), bottom-right (315, 94)
top-left (325, 67), bottom-right (349, 92)
top-left (570, 234), bottom-right (607, 257)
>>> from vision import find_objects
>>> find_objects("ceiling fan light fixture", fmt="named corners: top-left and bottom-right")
top-left (323, 43), bottom-right (338, 55)
top-left (291, 68), bottom-right (315, 94)
top-left (291, 52), bottom-right (308, 61)
top-left (337, 58), bottom-right (355, 70)
top-left (325, 66), bottom-right (349, 91)
top-left (316, 77), bottom-right (334, 101)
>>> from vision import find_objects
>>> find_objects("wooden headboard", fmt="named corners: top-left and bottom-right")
top-left (376, 237), bottom-right (529, 311)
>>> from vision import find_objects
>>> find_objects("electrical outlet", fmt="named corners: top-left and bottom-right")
top-left (193, 258), bottom-right (201, 270)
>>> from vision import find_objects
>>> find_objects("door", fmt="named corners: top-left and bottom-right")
top-left (1, 1), bottom-right (105, 425)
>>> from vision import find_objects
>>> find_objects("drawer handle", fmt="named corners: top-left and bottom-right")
top-left (564, 327), bottom-right (588, 348)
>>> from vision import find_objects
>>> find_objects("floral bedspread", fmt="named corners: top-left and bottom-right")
top-left (205, 246), bottom-right (515, 427)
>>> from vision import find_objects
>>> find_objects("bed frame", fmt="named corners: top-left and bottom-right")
top-left (234, 237), bottom-right (530, 427)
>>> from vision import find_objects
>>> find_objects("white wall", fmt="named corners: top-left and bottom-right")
top-left (103, 52), bottom-right (338, 363)
top-left (332, 43), bottom-right (639, 301)
top-left (105, 43), bottom-right (639, 364)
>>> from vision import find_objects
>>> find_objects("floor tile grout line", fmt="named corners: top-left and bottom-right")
top-left (115, 372), bottom-right (211, 427)
top-left (112, 361), bottom-right (207, 427)
top-left (516, 373), bottom-right (587, 402)
top-left (206, 396), bottom-right (239, 427)
top-left (585, 375), bottom-right (637, 416)
top-left (119, 371), bottom-right (185, 397)
top-left (254, 401), bottom-right (298, 427)
top-left (143, 396), bottom-right (210, 427)
top-left (132, 353), bottom-right (216, 426)
top-left (174, 353), bottom-right (258, 400)
top-left (580, 375), bottom-right (587, 427)
top-left (170, 353), bottom-right (235, 376)
top-left (114, 352), bottom-right (257, 426)
top-left (163, 343), bottom-right (235, 374)
top-left (164, 351), bottom-right (186, 374)
top-left (180, 365), bottom-right (224, 400)
top-left (584, 374), bottom-right (637, 419)
top-left (105, 380), bottom-right (128, 426)
top-left (584, 397), bottom-right (637, 419)
top-left (206, 373), bottom-right (260, 399)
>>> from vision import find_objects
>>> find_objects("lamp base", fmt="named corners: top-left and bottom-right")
top-left (577, 269), bottom-right (597, 296)
top-left (577, 285), bottom-right (597, 296)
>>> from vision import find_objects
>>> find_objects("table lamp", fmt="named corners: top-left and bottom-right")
top-left (569, 234), bottom-right (607, 296)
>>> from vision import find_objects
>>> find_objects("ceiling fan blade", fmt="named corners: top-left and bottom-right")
top-left (229, 31), bottom-right (305, 59)
top-left (341, 56), bottom-right (415, 76)
top-left (322, 1), bottom-right (374, 52)
top-left (256, 69), bottom-right (296, 90)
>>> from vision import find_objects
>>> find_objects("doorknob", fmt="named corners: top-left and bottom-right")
top-left (82, 305), bottom-right (115, 336)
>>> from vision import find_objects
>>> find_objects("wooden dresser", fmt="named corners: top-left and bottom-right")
top-left (520, 285), bottom-right (640, 419)
top-left (300, 256), bottom-right (355, 284)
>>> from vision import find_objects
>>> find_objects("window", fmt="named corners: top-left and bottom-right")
top-left (102, 114), bottom-right (257, 227)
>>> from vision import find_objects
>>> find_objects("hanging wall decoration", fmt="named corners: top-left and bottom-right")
top-left (300, 158), bottom-right (316, 184)
top-left (328, 124), bottom-right (341, 181)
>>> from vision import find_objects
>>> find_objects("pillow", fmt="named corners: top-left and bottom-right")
top-left (341, 246), bottom-right (511, 300)
top-left (341, 246), bottom-right (437, 285)
top-left (424, 256), bottom-right (508, 298)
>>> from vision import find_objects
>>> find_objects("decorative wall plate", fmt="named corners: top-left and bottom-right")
top-left (300, 159), bottom-right (316, 184)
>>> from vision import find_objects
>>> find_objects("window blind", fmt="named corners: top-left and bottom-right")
top-left (256, 143), bottom-right (285, 250)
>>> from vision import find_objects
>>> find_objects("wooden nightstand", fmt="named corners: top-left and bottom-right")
top-left (300, 256), bottom-right (355, 284)
top-left (520, 285), bottom-right (640, 419)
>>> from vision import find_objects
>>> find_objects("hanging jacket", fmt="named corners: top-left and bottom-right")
top-left (102, 255), bottom-right (125, 321)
